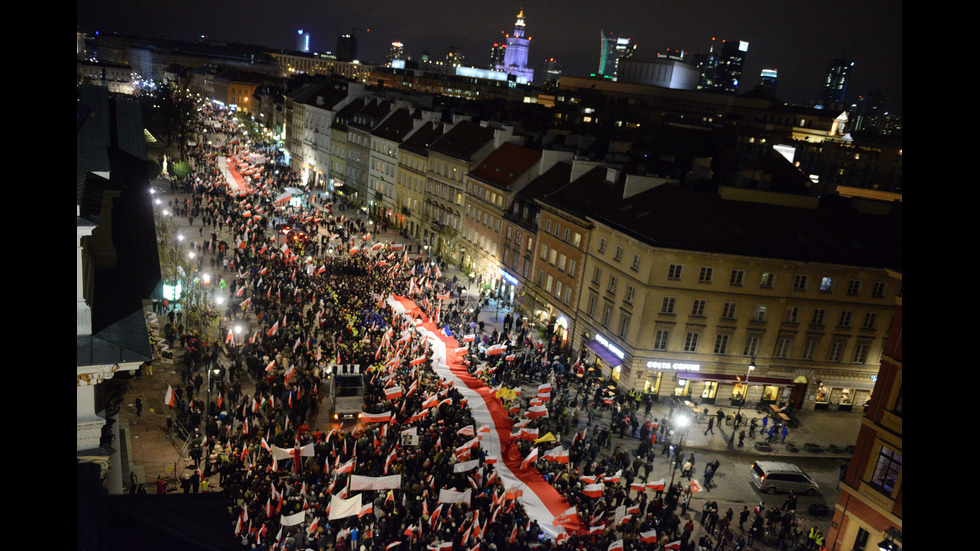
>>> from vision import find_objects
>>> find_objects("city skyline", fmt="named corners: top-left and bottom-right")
top-left (77, 0), bottom-right (902, 113)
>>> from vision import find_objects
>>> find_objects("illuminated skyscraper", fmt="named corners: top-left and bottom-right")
top-left (336, 33), bottom-right (357, 61)
top-left (495, 7), bottom-right (534, 83)
top-left (296, 30), bottom-right (310, 53)
top-left (758, 68), bottom-right (778, 94)
top-left (446, 47), bottom-right (465, 67)
top-left (387, 41), bottom-right (405, 65)
top-left (489, 41), bottom-right (506, 69)
top-left (696, 37), bottom-right (748, 94)
top-left (822, 57), bottom-right (854, 103)
top-left (597, 31), bottom-right (636, 80)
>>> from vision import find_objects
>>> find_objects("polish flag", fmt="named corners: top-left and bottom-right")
top-left (646, 479), bottom-right (665, 492)
top-left (526, 405), bottom-right (548, 419)
top-left (664, 541), bottom-right (682, 550)
top-left (267, 321), bottom-right (279, 336)
top-left (608, 539), bottom-right (624, 551)
top-left (457, 425), bottom-right (475, 437)
top-left (690, 479), bottom-right (703, 493)
top-left (640, 531), bottom-right (658, 544)
top-left (583, 483), bottom-right (605, 498)
top-left (335, 458), bottom-right (355, 474)
top-left (384, 386), bottom-right (403, 400)
top-left (504, 354), bottom-right (516, 361)
top-left (463, 334), bottom-right (475, 342)
top-left (543, 446), bottom-right (569, 463)
top-left (630, 482), bottom-right (646, 492)
top-left (361, 411), bottom-right (392, 424)
top-left (164, 386), bottom-right (176, 407)
top-left (486, 343), bottom-right (506, 356)
top-left (265, 360), bottom-right (276, 372)
top-left (358, 503), bottom-right (373, 519)
top-left (520, 448), bottom-right (538, 470)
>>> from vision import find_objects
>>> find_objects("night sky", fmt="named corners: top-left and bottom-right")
top-left (78, 0), bottom-right (902, 114)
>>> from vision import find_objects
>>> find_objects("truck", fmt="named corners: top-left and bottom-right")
top-left (328, 366), bottom-right (365, 422)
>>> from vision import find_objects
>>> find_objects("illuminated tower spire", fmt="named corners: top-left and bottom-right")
top-left (496, 5), bottom-right (534, 83)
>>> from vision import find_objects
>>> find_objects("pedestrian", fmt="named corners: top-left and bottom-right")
top-left (135, 395), bottom-right (143, 420)
top-left (783, 491), bottom-right (798, 511)
top-left (157, 475), bottom-right (167, 494)
top-left (704, 416), bottom-right (714, 435)
top-left (781, 425), bottom-right (789, 443)
top-left (739, 506), bottom-right (750, 531)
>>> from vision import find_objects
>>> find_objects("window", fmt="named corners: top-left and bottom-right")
top-left (598, 238), bottom-right (607, 253)
top-left (654, 329), bottom-right (670, 351)
top-left (558, 254), bottom-right (567, 272)
top-left (607, 275), bottom-right (618, 294)
top-left (793, 275), bottom-right (808, 291)
top-left (683, 332), bottom-right (699, 352)
top-left (568, 259), bottom-right (577, 277)
top-left (760, 272), bottom-right (774, 288)
top-left (592, 266), bottom-right (602, 284)
top-left (828, 341), bottom-right (844, 362)
top-left (820, 277), bottom-right (833, 292)
top-left (871, 282), bottom-right (886, 298)
top-left (545, 275), bottom-right (553, 293)
top-left (811, 309), bottom-right (826, 325)
top-left (602, 305), bottom-right (612, 327)
top-left (853, 528), bottom-right (871, 551)
top-left (587, 294), bottom-right (597, 317)
top-left (563, 227), bottom-right (570, 242)
top-left (614, 245), bottom-right (623, 261)
top-left (852, 343), bottom-right (870, 363)
top-left (743, 336), bottom-right (759, 356)
top-left (774, 338), bottom-right (793, 358)
top-left (536, 269), bottom-right (544, 286)
top-left (752, 304), bottom-right (767, 321)
top-left (802, 339), bottom-right (818, 360)
top-left (631, 254), bottom-right (640, 271)
top-left (540, 243), bottom-right (548, 261)
top-left (784, 306), bottom-right (799, 323)
top-left (699, 267), bottom-right (714, 283)
top-left (554, 280), bottom-right (563, 298)
top-left (691, 299), bottom-right (706, 316)
top-left (730, 269), bottom-right (744, 286)
top-left (668, 264), bottom-right (683, 280)
top-left (618, 314), bottom-right (630, 339)
top-left (846, 279), bottom-right (861, 296)
top-left (713, 334), bottom-right (730, 354)
top-left (862, 313), bottom-right (877, 330)
top-left (549, 249), bottom-right (557, 266)
top-left (838, 311), bottom-right (852, 328)
top-left (625, 285), bottom-right (635, 304)
top-left (869, 445), bottom-right (901, 496)
top-left (661, 297), bottom-right (676, 314)
top-left (722, 302), bottom-right (736, 319)
top-left (544, 219), bottom-right (552, 234)
top-left (572, 232), bottom-right (581, 248)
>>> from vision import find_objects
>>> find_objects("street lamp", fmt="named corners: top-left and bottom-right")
top-left (730, 359), bottom-right (756, 445)
top-left (669, 414), bottom-right (690, 487)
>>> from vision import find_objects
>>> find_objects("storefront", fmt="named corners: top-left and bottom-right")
top-left (497, 269), bottom-right (519, 307)
top-left (812, 377), bottom-right (876, 412)
top-left (584, 332), bottom-right (627, 385)
top-left (639, 368), bottom-right (796, 408)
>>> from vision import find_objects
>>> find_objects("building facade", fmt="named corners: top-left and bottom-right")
top-left (495, 9), bottom-right (534, 83)
top-left (826, 270), bottom-right (902, 550)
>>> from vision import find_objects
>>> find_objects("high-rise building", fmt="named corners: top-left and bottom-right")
top-left (387, 41), bottom-right (405, 65)
top-left (597, 31), bottom-right (636, 79)
top-left (336, 33), bottom-right (357, 62)
top-left (495, 8), bottom-right (534, 83)
top-left (296, 30), bottom-right (310, 53)
top-left (446, 47), bottom-right (465, 67)
top-left (758, 68), bottom-right (778, 94)
top-left (822, 57), bottom-right (854, 103)
top-left (543, 58), bottom-right (562, 82)
top-left (489, 41), bottom-right (506, 69)
top-left (696, 37), bottom-right (749, 94)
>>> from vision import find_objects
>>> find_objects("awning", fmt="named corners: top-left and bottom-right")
top-left (676, 372), bottom-right (795, 386)
top-left (585, 339), bottom-right (623, 368)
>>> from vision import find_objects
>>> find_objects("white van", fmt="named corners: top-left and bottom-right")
top-left (750, 461), bottom-right (819, 495)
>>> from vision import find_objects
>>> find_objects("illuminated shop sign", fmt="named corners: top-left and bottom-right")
top-left (647, 361), bottom-right (701, 372)
top-left (500, 269), bottom-right (519, 286)
top-left (594, 333), bottom-right (625, 360)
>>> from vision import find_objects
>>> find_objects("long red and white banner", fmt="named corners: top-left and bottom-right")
top-left (387, 295), bottom-right (584, 539)
top-left (217, 156), bottom-right (251, 194)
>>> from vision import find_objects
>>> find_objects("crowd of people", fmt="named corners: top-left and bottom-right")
top-left (152, 105), bottom-right (825, 551)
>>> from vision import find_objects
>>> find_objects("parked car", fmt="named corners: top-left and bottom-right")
top-left (750, 461), bottom-right (819, 495)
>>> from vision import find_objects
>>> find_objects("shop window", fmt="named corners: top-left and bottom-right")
top-left (761, 386), bottom-right (779, 402)
top-left (701, 381), bottom-right (718, 399)
top-left (838, 388), bottom-right (853, 406)
top-left (732, 382), bottom-right (747, 402)
top-left (853, 528), bottom-right (870, 551)
top-left (815, 383), bottom-right (830, 405)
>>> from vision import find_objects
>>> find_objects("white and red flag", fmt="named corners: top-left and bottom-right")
top-left (164, 385), bottom-right (176, 407)
top-left (583, 483), bottom-right (605, 498)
